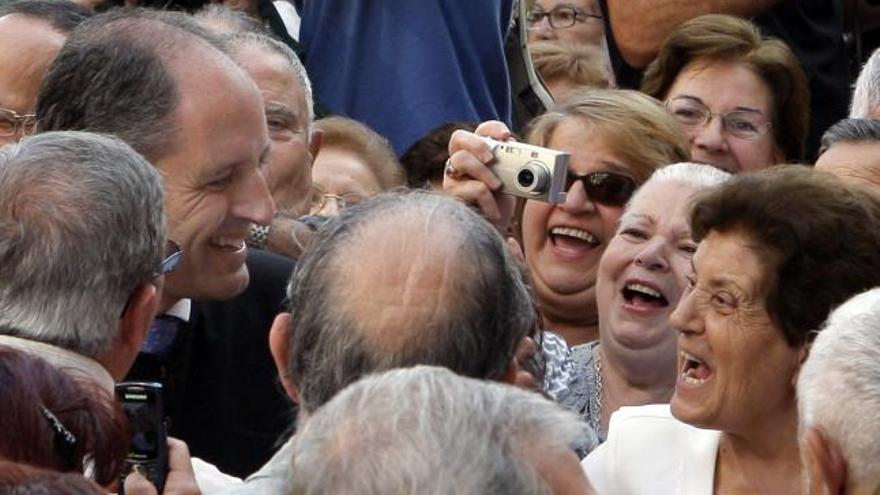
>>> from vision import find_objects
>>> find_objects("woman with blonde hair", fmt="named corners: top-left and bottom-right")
top-left (445, 89), bottom-right (688, 348)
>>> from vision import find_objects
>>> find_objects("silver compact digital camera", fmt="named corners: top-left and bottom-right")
top-left (482, 137), bottom-right (569, 204)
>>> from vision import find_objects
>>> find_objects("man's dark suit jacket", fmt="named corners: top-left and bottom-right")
top-left (126, 249), bottom-right (297, 478)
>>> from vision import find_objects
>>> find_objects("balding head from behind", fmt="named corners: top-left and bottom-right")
top-left (270, 191), bottom-right (537, 414)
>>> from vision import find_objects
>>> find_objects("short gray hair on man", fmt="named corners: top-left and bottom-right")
top-left (819, 118), bottom-right (880, 154)
top-left (0, 131), bottom-right (165, 357)
top-left (798, 287), bottom-right (880, 486)
top-left (851, 47), bottom-right (880, 119)
top-left (224, 32), bottom-right (314, 127)
top-left (290, 366), bottom-right (595, 495)
top-left (286, 190), bottom-right (536, 413)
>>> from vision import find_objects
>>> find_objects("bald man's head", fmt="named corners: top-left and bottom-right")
top-left (279, 191), bottom-right (537, 413)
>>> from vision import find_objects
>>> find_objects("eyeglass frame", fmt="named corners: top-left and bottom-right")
top-left (526, 5), bottom-right (602, 29)
top-left (0, 107), bottom-right (37, 138)
top-left (665, 96), bottom-right (773, 141)
top-left (309, 185), bottom-right (365, 213)
top-left (565, 170), bottom-right (637, 207)
top-left (155, 240), bottom-right (182, 277)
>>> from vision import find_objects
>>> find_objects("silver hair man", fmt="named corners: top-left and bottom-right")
top-left (289, 366), bottom-right (597, 495)
top-left (0, 131), bottom-right (165, 379)
top-left (851, 48), bottom-right (880, 119)
top-left (798, 287), bottom-right (880, 494)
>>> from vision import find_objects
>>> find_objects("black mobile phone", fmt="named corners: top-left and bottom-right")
top-left (116, 382), bottom-right (168, 494)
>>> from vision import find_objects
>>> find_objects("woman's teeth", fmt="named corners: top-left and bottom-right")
top-left (550, 227), bottom-right (600, 247)
top-left (212, 237), bottom-right (245, 250)
top-left (680, 351), bottom-right (711, 384)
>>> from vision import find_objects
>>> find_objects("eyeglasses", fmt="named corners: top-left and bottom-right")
top-left (526, 5), bottom-right (602, 29)
top-left (155, 240), bottom-right (182, 277)
top-left (309, 186), bottom-right (365, 214)
top-left (666, 97), bottom-right (772, 141)
top-left (0, 107), bottom-right (37, 138)
top-left (566, 171), bottom-right (637, 206)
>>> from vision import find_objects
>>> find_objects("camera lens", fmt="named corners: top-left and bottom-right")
top-left (517, 169), bottom-right (535, 187)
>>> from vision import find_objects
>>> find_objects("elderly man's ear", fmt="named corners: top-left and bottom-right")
top-left (803, 426), bottom-right (847, 495)
top-left (503, 336), bottom-right (539, 391)
top-left (269, 312), bottom-right (301, 404)
top-left (104, 282), bottom-right (161, 380)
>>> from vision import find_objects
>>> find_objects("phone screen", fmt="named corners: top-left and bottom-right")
top-left (120, 389), bottom-right (160, 459)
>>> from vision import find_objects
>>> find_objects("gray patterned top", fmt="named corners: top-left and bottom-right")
top-left (558, 341), bottom-right (604, 443)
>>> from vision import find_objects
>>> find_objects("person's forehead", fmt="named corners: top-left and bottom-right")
top-left (669, 60), bottom-right (772, 114)
top-left (0, 15), bottom-right (66, 111)
top-left (159, 51), bottom-right (268, 172)
top-left (815, 141), bottom-right (880, 190)
top-left (537, 0), bottom-right (592, 9)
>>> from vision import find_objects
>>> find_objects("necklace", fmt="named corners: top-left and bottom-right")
top-left (590, 345), bottom-right (604, 435)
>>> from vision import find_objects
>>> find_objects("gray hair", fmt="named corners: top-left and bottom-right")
top-left (193, 4), bottom-right (268, 35)
top-left (224, 32), bottom-right (314, 127)
top-left (35, 8), bottom-right (229, 164)
top-left (819, 118), bottom-right (880, 154)
top-left (0, 131), bottom-right (165, 357)
top-left (798, 287), bottom-right (880, 486)
top-left (289, 366), bottom-right (595, 495)
top-left (851, 48), bottom-right (880, 119)
top-left (287, 190), bottom-right (536, 413)
top-left (621, 161), bottom-right (731, 221)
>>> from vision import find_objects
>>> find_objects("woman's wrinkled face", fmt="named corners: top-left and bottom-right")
top-left (666, 60), bottom-right (780, 174)
top-left (521, 119), bottom-right (637, 324)
top-left (669, 229), bottom-right (803, 432)
top-left (596, 181), bottom-right (697, 363)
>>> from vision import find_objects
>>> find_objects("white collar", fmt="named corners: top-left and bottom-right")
top-left (164, 298), bottom-right (192, 322)
top-left (0, 335), bottom-right (115, 393)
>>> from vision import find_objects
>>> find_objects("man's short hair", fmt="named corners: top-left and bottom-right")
top-left (224, 31), bottom-right (314, 126)
top-left (851, 48), bottom-right (880, 119)
top-left (0, 131), bottom-right (165, 357)
top-left (286, 191), bottom-right (537, 413)
top-left (290, 366), bottom-right (594, 495)
top-left (0, 0), bottom-right (92, 33)
top-left (819, 118), bottom-right (880, 155)
top-left (35, 8), bottom-right (226, 163)
top-left (798, 288), bottom-right (880, 486)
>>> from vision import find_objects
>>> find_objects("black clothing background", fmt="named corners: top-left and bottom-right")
top-left (125, 249), bottom-right (296, 477)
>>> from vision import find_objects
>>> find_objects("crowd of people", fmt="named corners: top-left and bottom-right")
top-left (0, 0), bottom-right (879, 494)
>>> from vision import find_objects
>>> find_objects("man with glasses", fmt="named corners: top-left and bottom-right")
top-left (0, 0), bottom-right (91, 149)
top-left (527, 0), bottom-right (604, 48)
top-left (0, 130), bottom-right (205, 493)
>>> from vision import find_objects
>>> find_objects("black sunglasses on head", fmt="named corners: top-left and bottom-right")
top-left (565, 171), bottom-right (637, 207)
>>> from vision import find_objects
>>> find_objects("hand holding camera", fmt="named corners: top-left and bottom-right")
top-left (444, 121), bottom-right (570, 232)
